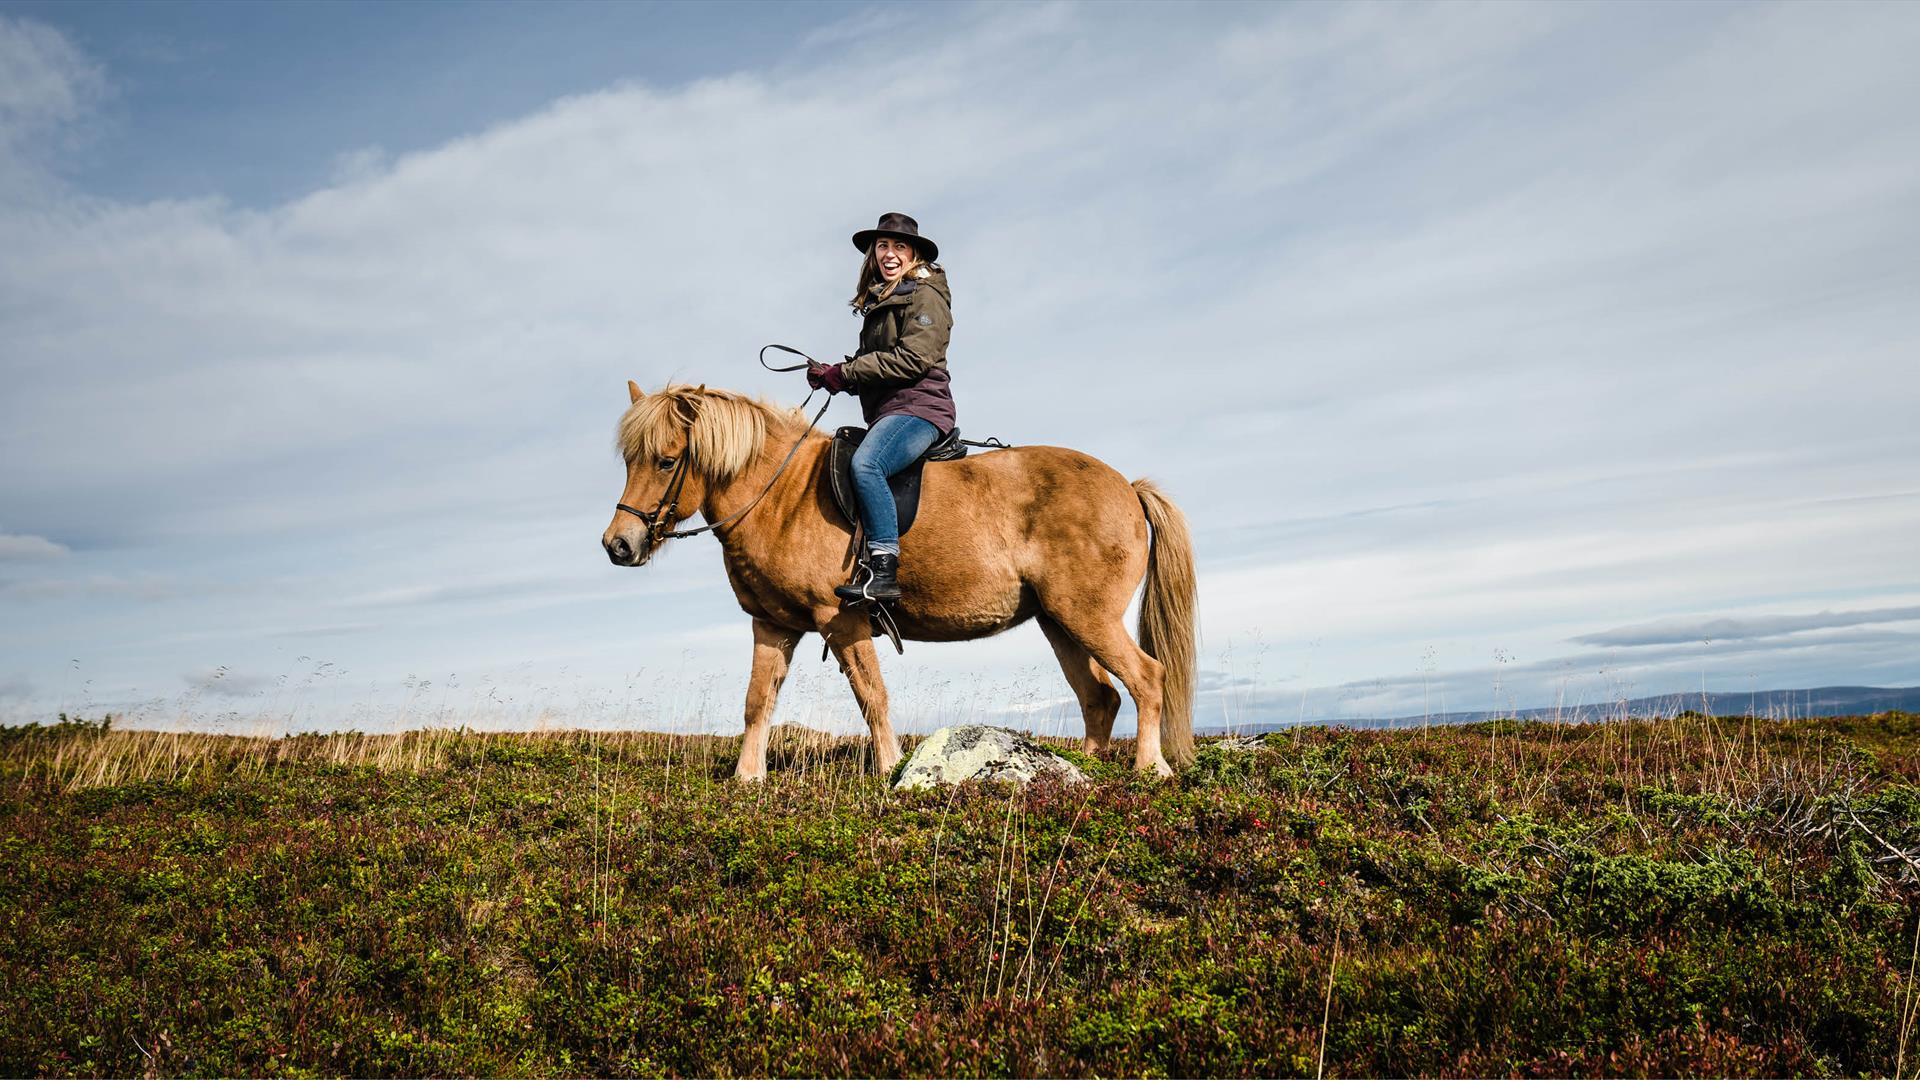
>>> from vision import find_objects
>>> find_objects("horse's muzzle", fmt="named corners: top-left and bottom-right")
top-left (604, 533), bottom-right (645, 567)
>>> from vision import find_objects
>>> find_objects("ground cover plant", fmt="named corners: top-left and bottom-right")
top-left (2, 711), bottom-right (1917, 1076)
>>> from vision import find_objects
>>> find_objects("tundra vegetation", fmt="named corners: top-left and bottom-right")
top-left (2, 711), bottom-right (1917, 1076)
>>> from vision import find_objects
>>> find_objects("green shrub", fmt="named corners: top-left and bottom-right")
top-left (0, 716), bottom-right (1912, 1075)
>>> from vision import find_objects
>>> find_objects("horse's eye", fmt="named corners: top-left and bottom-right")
top-left (657, 457), bottom-right (677, 472)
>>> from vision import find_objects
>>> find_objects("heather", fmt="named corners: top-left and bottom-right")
top-left (2, 712), bottom-right (1916, 1076)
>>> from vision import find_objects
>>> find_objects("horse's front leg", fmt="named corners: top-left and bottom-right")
top-left (735, 618), bottom-right (804, 782)
top-left (820, 609), bottom-right (901, 776)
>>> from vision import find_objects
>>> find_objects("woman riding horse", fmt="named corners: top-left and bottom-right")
top-left (601, 212), bottom-right (1197, 778)
top-left (807, 212), bottom-right (954, 603)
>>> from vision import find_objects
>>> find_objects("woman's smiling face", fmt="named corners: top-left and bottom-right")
top-left (872, 236), bottom-right (919, 282)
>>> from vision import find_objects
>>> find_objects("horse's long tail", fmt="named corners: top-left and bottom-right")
top-left (1132, 479), bottom-right (1197, 769)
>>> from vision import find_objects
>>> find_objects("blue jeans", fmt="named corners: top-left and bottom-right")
top-left (850, 414), bottom-right (939, 555)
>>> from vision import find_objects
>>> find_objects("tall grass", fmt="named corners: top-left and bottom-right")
top-left (1, 710), bottom-right (1915, 1075)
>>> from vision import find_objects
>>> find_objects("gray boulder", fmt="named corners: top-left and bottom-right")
top-left (893, 725), bottom-right (1089, 790)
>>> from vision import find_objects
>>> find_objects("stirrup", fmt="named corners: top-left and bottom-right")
top-left (822, 581), bottom-right (906, 658)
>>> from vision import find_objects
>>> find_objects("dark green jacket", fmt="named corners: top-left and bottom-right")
top-left (842, 266), bottom-right (957, 433)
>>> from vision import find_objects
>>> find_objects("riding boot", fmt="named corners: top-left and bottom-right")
top-left (835, 552), bottom-right (902, 603)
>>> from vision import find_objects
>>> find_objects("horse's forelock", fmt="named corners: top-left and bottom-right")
top-left (617, 385), bottom-right (797, 484)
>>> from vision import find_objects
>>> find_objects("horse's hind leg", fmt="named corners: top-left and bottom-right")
top-left (1052, 616), bottom-right (1169, 776)
top-left (1039, 616), bottom-right (1122, 753)
top-left (819, 609), bottom-right (903, 776)
top-left (736, 619), bottom-right (804, 782)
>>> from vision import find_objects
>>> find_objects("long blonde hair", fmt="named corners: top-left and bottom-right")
top-left (847, 244), bottom-right (929, 312)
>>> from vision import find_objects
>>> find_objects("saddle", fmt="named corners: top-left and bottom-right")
top-left (827, 424), bottom-right (969, 540)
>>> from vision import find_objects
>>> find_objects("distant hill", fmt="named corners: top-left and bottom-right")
top-left (1203, 685), bottom-right (1920, 734)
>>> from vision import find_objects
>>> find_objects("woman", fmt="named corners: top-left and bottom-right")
top-left (808, 212), bottom-right (956, 603)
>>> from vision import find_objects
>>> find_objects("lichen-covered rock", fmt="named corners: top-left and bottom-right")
top-left (892, 725), bottom-right (1088, 790)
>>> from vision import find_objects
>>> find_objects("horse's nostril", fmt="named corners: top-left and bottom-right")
top-left (607, 536), bottom-right (632, 563)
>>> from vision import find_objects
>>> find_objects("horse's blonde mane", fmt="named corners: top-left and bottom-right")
top-left (617, 385), bottom-right (811, 484)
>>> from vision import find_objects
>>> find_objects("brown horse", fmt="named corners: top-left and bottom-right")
top-left (600, 383), bottom-right (1197, 779)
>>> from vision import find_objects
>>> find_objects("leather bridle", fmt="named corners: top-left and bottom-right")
top-left (614, 345), bottom-right (833, 550)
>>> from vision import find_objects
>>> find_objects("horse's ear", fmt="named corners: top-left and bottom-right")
top-left (628, 380), bottom-right (644, 404)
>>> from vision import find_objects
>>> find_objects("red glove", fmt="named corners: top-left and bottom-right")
top-left (818, 363), bottom-right (850, 394)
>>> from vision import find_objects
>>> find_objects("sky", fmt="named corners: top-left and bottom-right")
top-left (1, 0), bottom-right (1917, 737)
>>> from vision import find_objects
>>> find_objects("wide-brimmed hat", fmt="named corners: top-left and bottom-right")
top-left (851, 212), bottom-right (938, 262)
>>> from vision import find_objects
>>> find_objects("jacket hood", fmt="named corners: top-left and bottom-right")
top-left (915, 265), bottom-right (951, 304)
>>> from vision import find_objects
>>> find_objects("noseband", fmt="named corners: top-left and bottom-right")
top-left (615, 447), bottom-right (697, 547)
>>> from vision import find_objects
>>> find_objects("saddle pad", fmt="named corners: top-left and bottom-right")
top-left (827, 425), bottom-right (967, 539)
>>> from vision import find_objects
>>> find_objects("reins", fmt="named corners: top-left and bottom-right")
top-left (616, 343), bottom-right (1012, 548)
top-left (614, 346), bottom-right (833, 546)
top-left (756, 343), bottom-right (817, 373)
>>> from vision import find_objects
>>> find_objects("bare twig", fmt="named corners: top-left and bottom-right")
top-left (1020, 787), bottom-right (1097, 996)
top-left (1317, 930), bottom-right (1341, 1080)
top-left (1036, 838), bottom-right (1120, 998)
top-left (1898, 914), bottom-right (1919, 1080)
top-left (1843, 806), bottom-right (1920, 882)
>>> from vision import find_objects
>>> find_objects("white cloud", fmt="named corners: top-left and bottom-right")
top-left (1574, 605), bottom-right (1920, 647)
top-left (0, 530), bottom-right (69, 559)
top-left (0, 573), bottom-right (180, 602)
top-left (0, 16), bottom-right (104, 139)
top-left (0, 15), bottom-right (107, 201)
top-left (0, 3), bottom-right (1916, 726)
